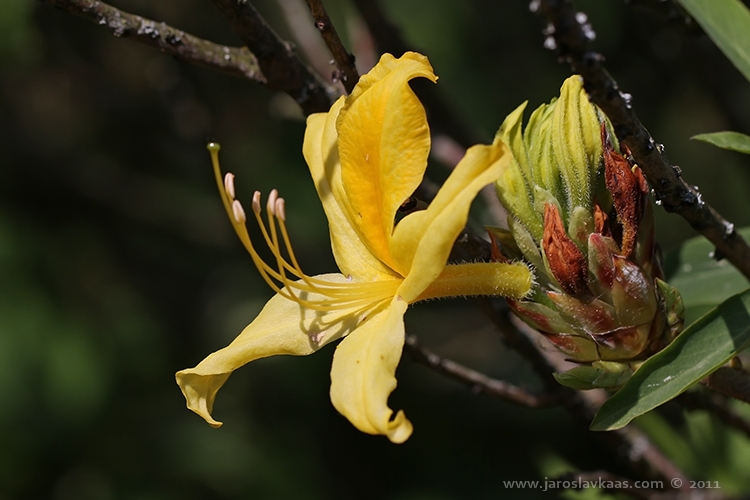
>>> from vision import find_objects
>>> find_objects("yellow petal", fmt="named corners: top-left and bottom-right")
top-left (329, 296), bottom-right (412, 443)
top-left (175, 274), bottom-right (376, 428)
top-left (391, 140), bottom-right (512, 302)
top-left (303, 98), bottom-right (399, 282)
top-left (336, 52), bottom-right (437, 273)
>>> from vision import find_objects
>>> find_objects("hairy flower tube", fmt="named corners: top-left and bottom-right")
top-left (491, 75), bottom-right (684, 389)
top-left (176, 52), bottom-right (532, 443)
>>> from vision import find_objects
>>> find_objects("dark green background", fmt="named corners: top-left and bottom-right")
top-left (3, 1), bottom-right (750, 498)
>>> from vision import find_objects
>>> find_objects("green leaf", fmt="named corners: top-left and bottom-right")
top-left (590, 289), bottom-right (750, 431)
top-left (664, 227), bottom-right (750, 325)
top-left (692, 131), bottom-right (750, 155)
top-left (676, 0), bottom-right (750, 83)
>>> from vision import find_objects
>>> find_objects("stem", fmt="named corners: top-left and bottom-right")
top-left (209, 0), bottom-right (336, 115)
top-left (536, 0), bottom-right (750, 281)
top-left (404, 335), bottom-right (562, 408)
top-left (302, 0), bottom-right (359, 94)
top-left (39, 0), bottom-right (264, 83)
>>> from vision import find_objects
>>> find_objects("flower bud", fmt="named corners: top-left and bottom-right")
top-left (492, 75), bottom-right (685, 389)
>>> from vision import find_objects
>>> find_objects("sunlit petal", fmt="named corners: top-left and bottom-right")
top-left (392, 139), bottom-right (512, 302)
top-left (304, 99), bottom-right (398, 282)
top-left (336, 52), bottom-right (437, 272)
top-left (176, 274), bottom-right (374, 428)
top-left (329, 296), bottom-right (412, 443)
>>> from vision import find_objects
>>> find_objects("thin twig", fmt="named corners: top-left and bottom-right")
top-left (302, 0), bottom-right (359, 94)
top-left (536, 0), bottom-right (750, 281)
top-left (39, 0), bottom-right (265, 83)
top-left (209, 0), bottom-right (336, 115)
top-left (275, 0), bottom-right (335, 85)
top-left (404, 335), bottom-right (563, 408)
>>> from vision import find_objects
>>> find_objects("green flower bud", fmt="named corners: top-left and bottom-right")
top-left (491, 75), bottom-right (685, 390)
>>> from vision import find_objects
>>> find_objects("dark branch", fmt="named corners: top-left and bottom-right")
top-left (536, 0), bottom-right (750, 281)
top-left (404, 335), bottom-right (563, 408)
top-left (210, 0), bottom-right (336, 115)
top-left (302, 0), bottom-right (359, 94)
top-left (39, 0), bottom-right (265, 83)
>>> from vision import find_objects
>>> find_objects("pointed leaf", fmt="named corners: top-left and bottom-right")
top-left (692, 131), bottom-right (750, 155)
top-left (590, 289), bottom-right (750, 431)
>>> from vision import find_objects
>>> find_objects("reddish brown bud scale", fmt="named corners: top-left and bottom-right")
top-left (488, 230), bottom-right (509, 263)
top-left (601, 125), bottom-right (645, 257)
top-left (593, 203), bottom-right (609, 236)
top-left (543, 203), bottom-right (590, 296)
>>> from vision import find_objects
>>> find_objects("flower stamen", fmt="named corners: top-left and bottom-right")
top-left (207, 143), bottom-right (400, 313)
top-left (231, 200), bottom-right (246, 224)
top-left (224, 172), bottom-right (236, 200)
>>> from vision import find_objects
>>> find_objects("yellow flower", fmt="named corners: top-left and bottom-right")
top-left (175, 52), bottom-right (532, 443)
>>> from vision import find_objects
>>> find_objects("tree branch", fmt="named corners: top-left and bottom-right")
top-left (536, 0), bottom-right (750, 280)
top-left (39, 0), bottom-right (265, 84)
top-left (404, 334), bottom-right (563, 408)
top-left (302, 0), bottom-right (359, 94)
top-left (209, 0), bottom-right (335, 115)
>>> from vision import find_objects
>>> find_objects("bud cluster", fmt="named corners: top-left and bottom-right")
top-left (491, 76), bottom-right (684, 389)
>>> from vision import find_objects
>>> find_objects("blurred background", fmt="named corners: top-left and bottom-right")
top-left (3, 0), bottom-right (750, 498)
